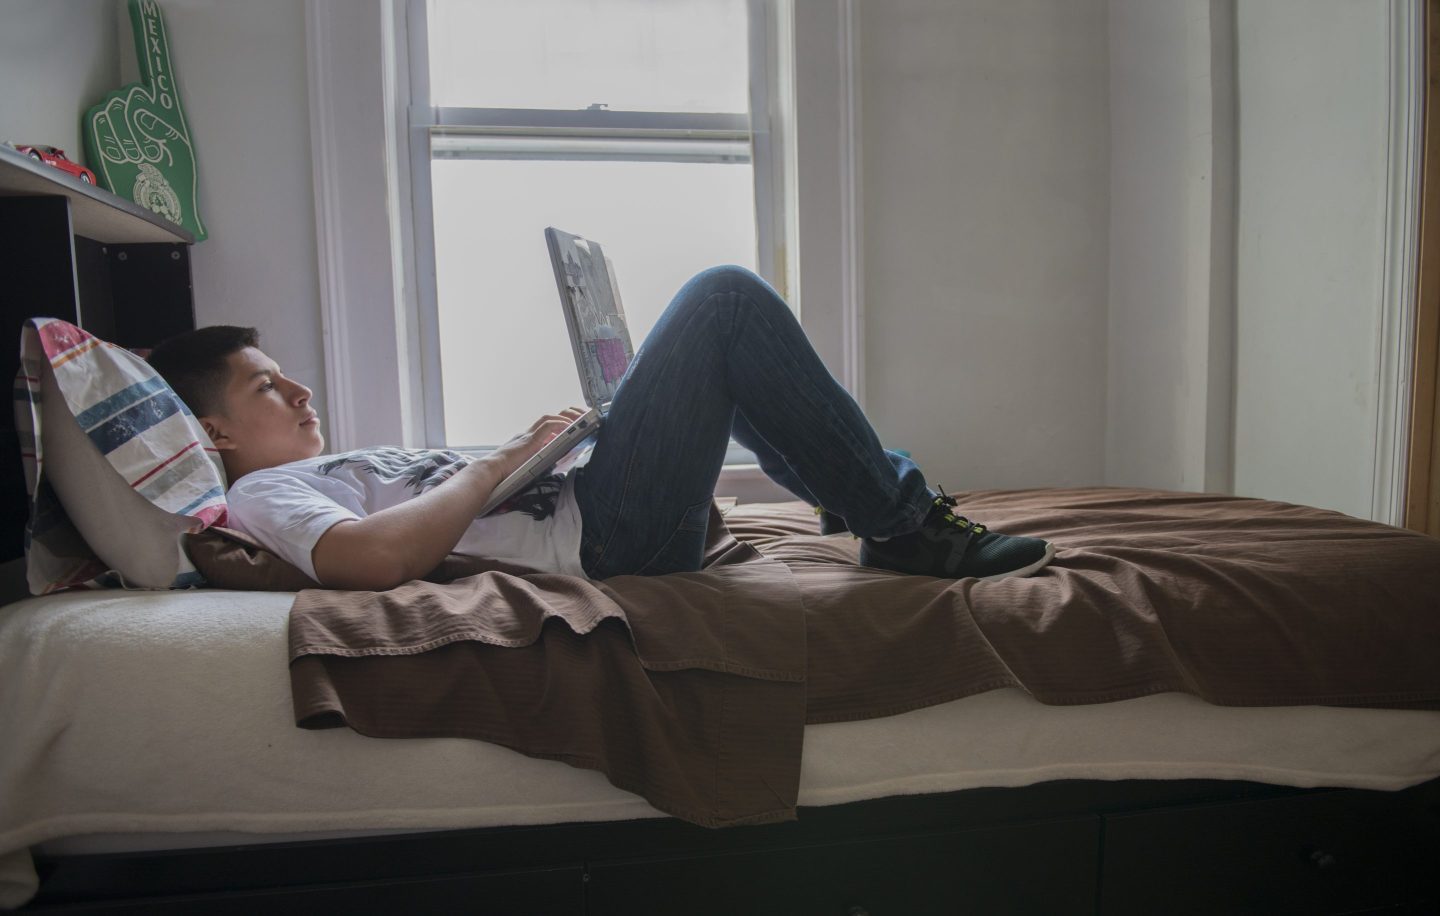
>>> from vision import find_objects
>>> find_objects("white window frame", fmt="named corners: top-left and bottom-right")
top-left (408, 0), bottom-right (763, 453)
top-left (306, 0), bottom-right (862, 501)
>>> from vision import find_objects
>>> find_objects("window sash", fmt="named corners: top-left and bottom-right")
top-left (306, 0), bottom-right (854, 504)
top-left (407, 4), bottom-right (777, 455)
top-left (431, 107), bottom-right (751, 132)
top-left (427, 109), bottom-right (752, 164)
top-left (431, 132), bottom-right (750, 164)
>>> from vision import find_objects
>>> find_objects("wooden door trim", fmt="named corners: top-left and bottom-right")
top-left (1405, 0), bottom-right (1440, 535)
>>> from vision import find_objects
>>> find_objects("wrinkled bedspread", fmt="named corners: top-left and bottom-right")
top-left (187, 487), bottom-right (1440, 828)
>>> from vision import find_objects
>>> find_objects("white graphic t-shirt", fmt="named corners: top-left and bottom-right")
top-left (224, 446), bottom-right (589, 583)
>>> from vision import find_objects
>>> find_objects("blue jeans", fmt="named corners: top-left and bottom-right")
top-left (573, 265), bottom-right (935, 578)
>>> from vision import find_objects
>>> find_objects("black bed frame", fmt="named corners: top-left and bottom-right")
top-left (17, 776), bottom-right (1440, 914)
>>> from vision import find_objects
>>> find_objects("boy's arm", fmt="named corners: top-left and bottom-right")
top-left (310, 410), bottom-right (583, 590)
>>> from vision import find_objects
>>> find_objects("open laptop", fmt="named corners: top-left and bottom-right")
top-left (475, 227), bottom-right (637, 517)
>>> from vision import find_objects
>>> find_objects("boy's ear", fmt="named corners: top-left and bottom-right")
top-left (200, 416), bottom-right (236, 450)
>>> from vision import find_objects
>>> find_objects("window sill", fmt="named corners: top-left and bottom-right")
top-left (714, 463), bottom-right (794, 504)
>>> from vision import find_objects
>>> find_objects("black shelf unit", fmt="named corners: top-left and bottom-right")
top-left (0, 143), bottom-right (197, 567)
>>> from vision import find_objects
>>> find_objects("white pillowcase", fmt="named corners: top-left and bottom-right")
top-left (16, 318), bottom-right (227, 592)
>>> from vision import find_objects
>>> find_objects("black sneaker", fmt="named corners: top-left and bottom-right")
top-left (859, 491), bottom-right (1055, 580)
top-left (813, 505), bottom-right (850, 535)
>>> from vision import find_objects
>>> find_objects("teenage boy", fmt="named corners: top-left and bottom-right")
top-left (147, 265), bottom-right (1054, 590)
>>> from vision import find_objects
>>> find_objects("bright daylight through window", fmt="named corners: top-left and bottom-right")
top-left (423, 0), bottom-right (760, 449)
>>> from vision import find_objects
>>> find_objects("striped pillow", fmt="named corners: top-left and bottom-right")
top-left (14, 318), bottom-right (227, 593)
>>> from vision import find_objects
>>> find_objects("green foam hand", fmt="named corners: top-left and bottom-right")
top-left (84, 0), bottom-right (207, 240)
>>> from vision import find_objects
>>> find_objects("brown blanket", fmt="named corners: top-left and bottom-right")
top-left (186, 487), bottom-right (1440, 828)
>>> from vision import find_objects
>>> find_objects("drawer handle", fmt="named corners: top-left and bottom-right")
top-left (1307, 848), bottom-right (1339, 870)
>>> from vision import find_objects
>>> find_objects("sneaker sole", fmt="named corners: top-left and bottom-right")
top-left (977, 541), bottom-right (1056, 582)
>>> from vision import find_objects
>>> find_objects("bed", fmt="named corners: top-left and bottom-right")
top-left (3, 491), bottom-right (1439, 915)
top-left (6, 136), bottom-right (1436, 915)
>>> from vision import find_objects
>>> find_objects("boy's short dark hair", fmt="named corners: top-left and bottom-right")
top-left (147, 325), bottom-right (259, 417)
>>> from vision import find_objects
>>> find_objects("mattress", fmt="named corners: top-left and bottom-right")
top-left (3, 588), bottom-right (1439, 901)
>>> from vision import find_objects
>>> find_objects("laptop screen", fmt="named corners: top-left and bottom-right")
top-left (545, 227), bottom-right (636, 409)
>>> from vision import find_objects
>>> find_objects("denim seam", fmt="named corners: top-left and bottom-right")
top-left (739, 289), bottom-right (893, 483)
top-left (634, 497), bottom-right (711, 576)
top-left (734, 287), bottom-right (916, 533)
top-left (589, 293), bottom-right (720, 575)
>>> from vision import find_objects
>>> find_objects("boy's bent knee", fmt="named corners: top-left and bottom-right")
top-left (702, 265), bottom-right (787, 310)
top-left (667, 265), bottom-right (790, 334)
top-left (691, 264), bottom-right (762, 292)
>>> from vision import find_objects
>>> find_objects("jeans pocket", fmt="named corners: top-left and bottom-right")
top-left (633, 498), bottom-right (713, 577)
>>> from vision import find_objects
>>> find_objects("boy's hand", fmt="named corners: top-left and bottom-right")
top-left (485, 407), bottom-right (588, 479)
top-left (312, 406), bottom-right (588, 590)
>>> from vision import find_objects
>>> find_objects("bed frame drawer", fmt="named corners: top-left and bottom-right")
top-left (21, 865), bottom-right (585, 914)
top-left (1100, 788), bottom-right (1440, 915)
top-left (585, 815), bottom-right (1100, 916)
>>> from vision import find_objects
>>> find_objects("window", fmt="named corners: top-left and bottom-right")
top-left (410, 0), bottom-right (774, 452)
top-left (306, 0), bottom-right (856, 506)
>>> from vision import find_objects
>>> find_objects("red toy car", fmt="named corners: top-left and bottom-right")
top-left (13, 144), bottom-right (98, 185)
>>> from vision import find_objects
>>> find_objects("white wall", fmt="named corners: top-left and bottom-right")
top-left (1106, 0), bottom-right (1234, 495)
top-left (136, 0), bottom-right (328, 427)
top-left (1107, 0), bottom-right (1399, 520)
top-left (4, 0), bottom-right (1405, 519)
top-left (860, 0), bottom-right (1112, 491)
top-left (0, 0), bottom-right (118, 161)
top-left (1231, 1), bottom-right (1391, 519)
top-left (0, 0), bottom-right (327, 426)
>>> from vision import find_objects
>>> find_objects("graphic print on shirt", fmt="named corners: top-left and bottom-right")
top-left (318, 447), bottom-right (564, 521)
top-left (318, 447), bottom-right (471, 493)
top-left (492, 473), bottom-right (565, 521)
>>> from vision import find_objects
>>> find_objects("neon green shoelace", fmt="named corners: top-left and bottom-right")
top-left (934, 487), bottom-right (986, 536)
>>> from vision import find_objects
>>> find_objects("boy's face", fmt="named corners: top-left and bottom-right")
top-left (200, 346), bottom-right (325, 480)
